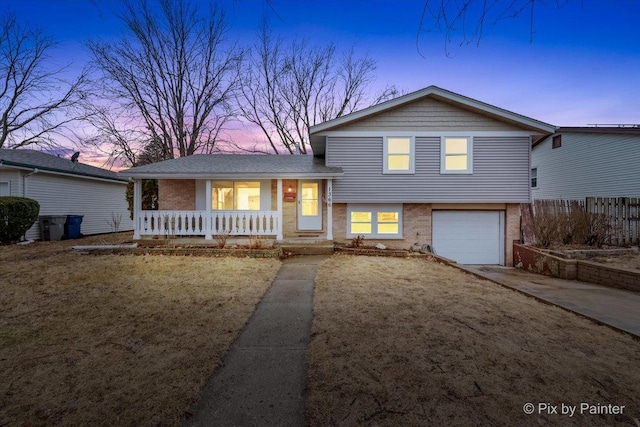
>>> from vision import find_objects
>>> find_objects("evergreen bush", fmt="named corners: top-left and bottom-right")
top-left (0, 197), bottom-right (40, 244)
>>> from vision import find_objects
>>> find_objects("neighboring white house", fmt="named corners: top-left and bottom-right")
top-left (0, 149), bottom-right (134, 240)
top-left (531, 127), bottom-right (640, 200)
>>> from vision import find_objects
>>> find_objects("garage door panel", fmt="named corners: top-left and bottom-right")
top-left (433, 211), bottom-right (503, 265)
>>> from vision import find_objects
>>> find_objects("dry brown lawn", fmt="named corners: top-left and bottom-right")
top-left (590, 253), bottom-right (640, 270)
top-left (308, 255), bottom-right (640, 426)
top-left (0, 233), bottom-right (281, 426)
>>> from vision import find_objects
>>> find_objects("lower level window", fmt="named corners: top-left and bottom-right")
top-left (347, 204), bottom-right (402, 238)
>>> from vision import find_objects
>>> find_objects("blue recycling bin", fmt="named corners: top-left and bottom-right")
top-left (65, 215), bottom-right (84, 239)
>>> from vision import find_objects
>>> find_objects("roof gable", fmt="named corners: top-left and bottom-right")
top-left (310, 86), bottom-right (556, 135)
top-left (328, 96), bottom-right (526, 132)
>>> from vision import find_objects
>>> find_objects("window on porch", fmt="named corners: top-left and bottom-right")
top-left (212, 181), bottom-right (260, 210)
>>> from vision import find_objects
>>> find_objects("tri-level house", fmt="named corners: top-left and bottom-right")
top-left (120, 86), bottom-right (555, 266)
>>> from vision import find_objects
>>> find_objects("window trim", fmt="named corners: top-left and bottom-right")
top-left (346, 204), bottom-right (403, 239)
top-left (531, 168), bottom-right (538, 188)
top-left (383, 136), bottom-right (415, 174)
top-left (0, 181), bottom-right (9, 197)
top-left (552, 134), bottom-right (562, 149)
top-left (212, 181), bottom-right (261, 211)
top-left (440, 136), bottom-right (473, 174)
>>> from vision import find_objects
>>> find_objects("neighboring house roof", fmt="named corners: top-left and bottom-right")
top-left (532, 126), bottom-right (640, 147)
top-left (119, 154), bottom-right (344, 179)
top-left (309, 85), bottom-right (556, 152)
top-left (558, 126), bottom-right (640, 133)
top-left (0, 149), bottom-right (125, 182)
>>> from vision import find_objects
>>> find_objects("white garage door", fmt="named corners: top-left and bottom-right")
top-left (432, 211), bottom-right (504, 265)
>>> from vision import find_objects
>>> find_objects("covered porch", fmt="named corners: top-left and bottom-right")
top-left (121, 154), bottom-right (343, 242)
top-left (135, 208), bottom-right (282, 239)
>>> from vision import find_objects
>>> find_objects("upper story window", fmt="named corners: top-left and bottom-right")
top-left (552, 135), bottom-right (562, 149)
top-left (212, 181), bottom-right (260, 210)
top-left (383, 136), bottom-right (414, 174)
top-left (441, 136), bottom-right (472, 174)
top-left (531, 168), bottom-right (538, 188)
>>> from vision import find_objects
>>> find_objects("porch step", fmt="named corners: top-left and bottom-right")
top-left (276, 243), bottom-right (335, 256)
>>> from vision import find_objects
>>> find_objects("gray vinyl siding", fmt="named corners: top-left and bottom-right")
top-left (23, 173), bottom-right (134, 240)
top-left (327, 136), bottom-right (530, 203)
top-left (335, 97), bottom-right (524, 132)
top-left (532, 132), bottom-right (640, 200)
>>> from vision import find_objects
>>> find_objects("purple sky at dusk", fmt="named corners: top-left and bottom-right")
top-left (6, 0), bottom-right (640, 157)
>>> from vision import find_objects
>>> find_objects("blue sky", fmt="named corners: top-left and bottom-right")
top-left (7, 0), bottom-right (640, 129)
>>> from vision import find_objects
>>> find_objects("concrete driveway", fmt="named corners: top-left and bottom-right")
top-left (458, 265), bottom-right (640, 338)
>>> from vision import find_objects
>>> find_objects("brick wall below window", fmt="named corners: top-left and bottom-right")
top-left (158, 179), bottom-right (196, 210)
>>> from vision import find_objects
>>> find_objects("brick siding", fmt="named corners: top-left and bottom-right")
top-left (333, 202), bottom-right (518, 265)
top-left (505, 203), bottom-right (520, 267)
top-left (158, 179), bottom-right (195, 210)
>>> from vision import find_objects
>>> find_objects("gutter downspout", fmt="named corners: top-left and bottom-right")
top-left (22, 168), bottom-right (39, 197)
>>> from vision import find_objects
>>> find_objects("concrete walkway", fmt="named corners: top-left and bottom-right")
top-left (186, 255), bottom-right (328, 427)
top-left (459, 265), bottom-right (640, 338)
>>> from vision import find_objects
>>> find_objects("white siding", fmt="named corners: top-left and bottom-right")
top-left (327, 136), bottom-right (531, 203)
top-left (0, 169), bottom-right (22, 196)
top-left (532, 132), bottom-right (640, 199)
top-left (24, 173), bottom-right (134, 240)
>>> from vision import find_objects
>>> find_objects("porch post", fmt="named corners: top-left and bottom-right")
top-left (326, 179), bottom-right (333, 240)
top-left (276, 178), bottom-right (283, 240)
top-left (133, 179), bottom-right (141, 240)
top-left (205, 179), bottom-right (212, 240)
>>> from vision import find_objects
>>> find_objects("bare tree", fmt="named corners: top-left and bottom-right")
top-left (238, 22), bottom-right (397, 155)
top-left (0, 12), bottom-right (89, 149)
top-left (418, 0), bottom-right (570, 55)
top-left (86, 0), bottom-right (242, 163)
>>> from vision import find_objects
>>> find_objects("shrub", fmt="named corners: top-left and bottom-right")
top-left (350, 234), bottom-right (365, 248)
top-left (0, 197), bottom-right (40, 244)
top-left (523, 200), bottom-right (617, 248)
top-left (528, 201), bottom-right (562, 248)
top-left (249, 234), bottom-right (269, 249)
top-left (214, 230), bottom-right (230, 249)
top-left (582, 213), bottom-right (616, 247)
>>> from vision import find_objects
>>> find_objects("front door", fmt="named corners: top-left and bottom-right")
top-left (297, 180), bottom-right (322, 230)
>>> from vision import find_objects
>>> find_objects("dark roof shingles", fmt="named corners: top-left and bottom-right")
top-left (120, 154), bottom-right (342, 176)
top-left (0, 149), bottom-right (123, 181)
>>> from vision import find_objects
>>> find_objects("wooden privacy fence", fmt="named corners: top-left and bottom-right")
top-left (585, 197), bottom-right (640, 246)
top-left (522, 198), bottom-right (640, 246)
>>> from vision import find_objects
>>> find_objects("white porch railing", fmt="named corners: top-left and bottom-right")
top-left (137, 210), bottom-right (280, 237)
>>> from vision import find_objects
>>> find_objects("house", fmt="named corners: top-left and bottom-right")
top-left (531, 127), bottom-right (640, 200)
top-left (0, 149), bottom-right (134, 240)
top-left (120, 86), bottom-right (555, 265)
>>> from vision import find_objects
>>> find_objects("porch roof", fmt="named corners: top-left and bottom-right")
top-left (119, 154), bottom-right (344, 179)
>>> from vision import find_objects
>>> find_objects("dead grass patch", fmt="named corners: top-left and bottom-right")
top-left (308, 255), bottom-right (640, 426)
top-left (0, 233), bottom-right (281, 426)
top-left (590, 253), bottom-right (640, 270)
